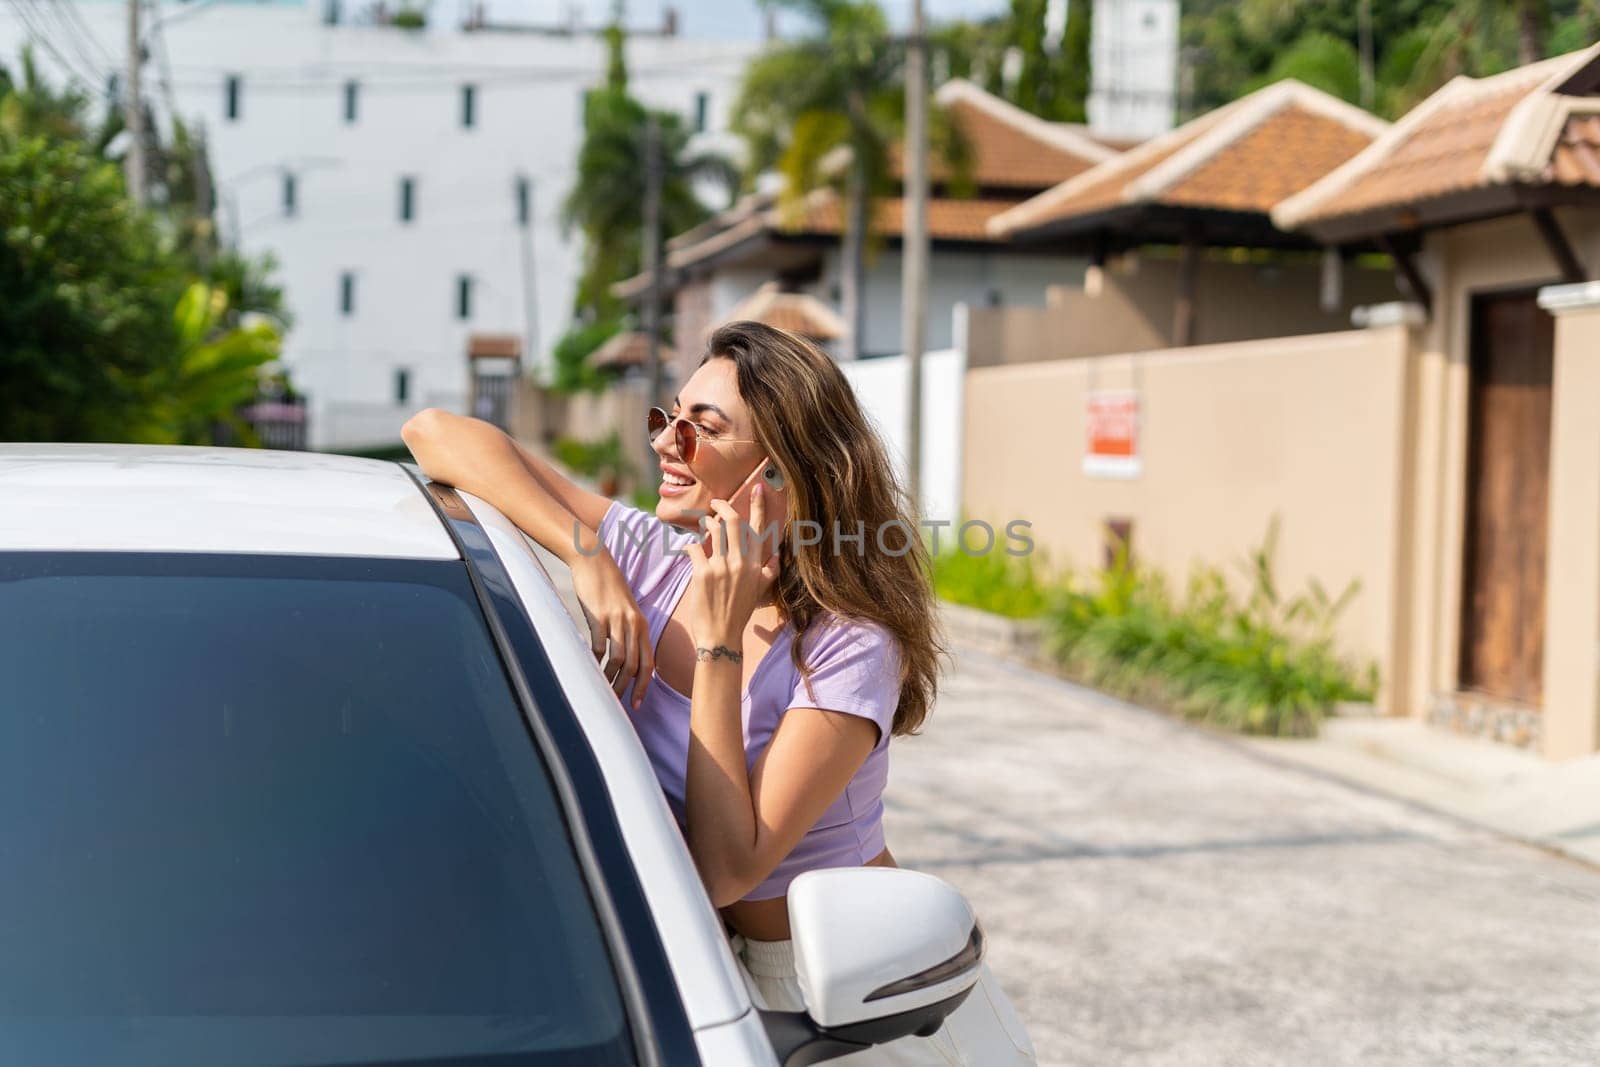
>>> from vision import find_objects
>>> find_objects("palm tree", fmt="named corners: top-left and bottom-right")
top-left (735, 1), bottom-right (974, 360)
top-left (733, 0), bottom-right (902, 361)
top-left (561, 22), bottom-right (737, 326)
top-left (1389, 0), bottom-right (1549, 116)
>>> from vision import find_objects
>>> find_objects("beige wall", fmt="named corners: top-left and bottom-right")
top-left (1398, 208), bottom-right (1600, 760)
top-left (962, 206), bottom-right (1600, 759)
top-left (965, 251), bottom-right (1401, 368)
top-left (1542, 297), bottom-right (1600, 759)
top-left (963, 325), bottom-right (1417, 712)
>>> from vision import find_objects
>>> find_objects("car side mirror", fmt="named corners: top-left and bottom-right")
top-left (759, 867), bottom-right (984, 1066)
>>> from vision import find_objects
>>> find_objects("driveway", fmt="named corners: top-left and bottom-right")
top-left (886, 646), bottom-right (1600, 1065)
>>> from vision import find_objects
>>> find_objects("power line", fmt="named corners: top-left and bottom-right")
top-left (43, 0), bottom-right (115, 72)
top-left (3, 0), bottom-right (105, 91)
top-left (20, 0), bottom-right (107, 83)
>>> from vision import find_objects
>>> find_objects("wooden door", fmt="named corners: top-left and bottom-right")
top-left (1458, 290), bottom-right (1554, 706)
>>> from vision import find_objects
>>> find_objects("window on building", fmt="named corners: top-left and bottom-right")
top-left (344, 80), bottom-right (359, 123)
top-left (515, 175), bottom-right (531, 227)
top-left (282, 172), bottom-right (297, 218)
top-left (224, 75), bottom-right (241, 121)
top-left (394, 368), bottom-right (410, 405)
top-left (399, 176), bottom-right (415, 222)
top-left (693, 90), bottom-right (709, 134)
top-left (456, 275), bottom-right (472, 320)
top-left (339, 272), bottom-right (355, 316)
top-left (461, 84), bottom-right (476, 128)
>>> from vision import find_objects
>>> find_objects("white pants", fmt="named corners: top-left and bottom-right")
top-left (731, 933), bottom-right (1037, 1065)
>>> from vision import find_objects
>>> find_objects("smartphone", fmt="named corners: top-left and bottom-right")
top-left (702, 458), bottom-right (789, 564)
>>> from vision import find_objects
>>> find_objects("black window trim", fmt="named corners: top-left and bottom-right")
top-left (406, 472), bottom-right (700, 1067)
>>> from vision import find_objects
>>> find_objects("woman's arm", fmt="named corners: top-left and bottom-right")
top-left (400, 408), bottom-right (612, 547)
top-left (400, 408), bottom-right (654, 707)
top-left (682, 489), bottom-right (880, 906)
top-left (686, 674), bottom-right (877, 906)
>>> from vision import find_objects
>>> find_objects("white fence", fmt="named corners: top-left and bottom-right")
top-left (838, 348), bottom-right (964, 524)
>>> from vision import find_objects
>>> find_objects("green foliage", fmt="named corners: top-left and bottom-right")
top-left (1042, 519), bottom-right (1378, 737)
top-left (0, 57), bottom-right (292, 445)
top-left (552, 432), bottom-right (631, 486)
top-left (0, 46), bottom-right (115, 149)
top-left (1058, 0), bottom-right (1092, 124)
top-left (121, 282), bottom-right (283, 445)
top-left (1246, 31), bottom-right (1361, 103)
top-left (1181, 0), bottom-right (1582, 120)
top-left (562, 20), bottom-right (734, 323)
top-left (549, 317), bottom-right (622, 395)
top-left (927, 0), bottom-right (1092, 122)
top-left (732, 2), bottom-right (902, 222)
top-left (932, 546), bottom-right (1052, 619)
top-left (0, 133), bottom-right (183, 440)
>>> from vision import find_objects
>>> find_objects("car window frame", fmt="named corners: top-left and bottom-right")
top-left (409, 473), bottom-right (701, 1067)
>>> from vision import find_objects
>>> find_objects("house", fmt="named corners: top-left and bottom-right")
top-left (971, 79), bottom-right (1400, 366)
top-left (958, 43), bottom-right (1600, 761)
top-left (1272, 41), bottom-right (1600, 759)
top-left (614, 78), bottom-right (1128, 382)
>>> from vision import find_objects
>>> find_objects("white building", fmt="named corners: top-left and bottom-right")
top-left (0, 0), bottom-right (755, 449)
top-left (1088, 0), bottom-right (1179, 140)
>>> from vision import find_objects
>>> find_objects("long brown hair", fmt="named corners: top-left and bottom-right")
top-left (701, 321), bottom-right (945, 736)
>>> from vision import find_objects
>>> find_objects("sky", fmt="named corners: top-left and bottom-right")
top-left (471, 0), bottom-right (1012, 40)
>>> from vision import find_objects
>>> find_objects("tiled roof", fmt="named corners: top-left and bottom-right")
top-left (721, 282), bottom-right (845, 340)
top-left (1547, 112), bottom-right (1600, 184)
top-left (1164, 107), bottom-right (1374, 212)
top-left (612, 79), bottom-right (1129, 299)
top-left (1275, 44), bottom-right (1600, 232)
top-left (885, 80), bottom-right (1118, 190)
top-left (789, 192), bottom-right (1024, 242)
top-left (990, 80), bottom-right (1387, 238)
top-left (590, 331), bottom-right (673, 369)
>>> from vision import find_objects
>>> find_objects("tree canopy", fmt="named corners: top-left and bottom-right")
top-left (1183, 0), bottom-right (1600, 120)
top-left (0, 47), bottom-right (288, 443)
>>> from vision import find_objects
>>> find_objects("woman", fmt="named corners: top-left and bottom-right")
top-left (401, 321), bottom-right (1034, 1064)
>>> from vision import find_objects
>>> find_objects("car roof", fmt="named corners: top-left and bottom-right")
top-left (0, 443), bottom-right (458, 559)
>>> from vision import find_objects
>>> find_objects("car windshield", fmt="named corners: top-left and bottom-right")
top-left (0, 552), bottom-right (633, 1067)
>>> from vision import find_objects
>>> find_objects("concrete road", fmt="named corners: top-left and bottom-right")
top-left (884, 647), bottom-right (1600, 1066)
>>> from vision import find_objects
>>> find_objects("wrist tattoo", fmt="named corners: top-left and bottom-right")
top-left (695, 644), bottom-right (744, 664)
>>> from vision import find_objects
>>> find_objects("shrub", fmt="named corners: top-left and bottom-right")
top-left (552, 432), bottom-right (630, 490)
top-left (1044, 519), bottom-right (1378, 737)
top-left (931, 545), bottom-right (1051, 619)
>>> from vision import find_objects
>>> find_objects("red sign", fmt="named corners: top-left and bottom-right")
top-left (1084, 390), bottom-right (1140, 478)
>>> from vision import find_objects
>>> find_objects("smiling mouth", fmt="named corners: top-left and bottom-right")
top-left (659, 466), bottom-right (697, 495)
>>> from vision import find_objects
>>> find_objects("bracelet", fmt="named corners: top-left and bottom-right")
top-left (695, 644), bottom-right (744, 664)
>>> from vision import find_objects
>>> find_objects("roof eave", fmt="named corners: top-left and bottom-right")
top-left (1286, 183), bottom-right (1600, 244)
top-left (1005, 202), bottom-right (1324, 251)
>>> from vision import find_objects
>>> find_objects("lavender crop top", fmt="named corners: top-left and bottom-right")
top-left (596, 500), bottom-right (903, 902)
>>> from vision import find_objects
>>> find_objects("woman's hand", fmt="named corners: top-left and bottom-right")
top-left (569, 549), bottom-right (653, 709)
top-left (689, 483), bottom-right (782, 649)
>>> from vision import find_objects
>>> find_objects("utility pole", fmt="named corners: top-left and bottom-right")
top-left (902, 0), bottom-right (928, 516)
top-left (641, 114), bottom-right (665, 485)
top-left (125, 0), bottom-right (146, 206)
top-left (1357, 0), bottom-right (1375, 112)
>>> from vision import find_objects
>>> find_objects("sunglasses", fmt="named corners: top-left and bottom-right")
top-left (646, 406), bottom-right (758, 466)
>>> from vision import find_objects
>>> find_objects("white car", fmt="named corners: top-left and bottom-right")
top-left (0, 443), bottom-right (986, 1067)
